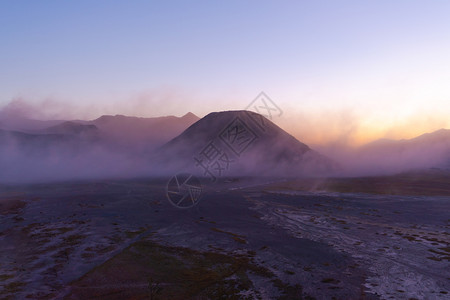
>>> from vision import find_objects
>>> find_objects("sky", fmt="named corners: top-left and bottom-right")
top-left (1, 0), bottom-right (450, 145)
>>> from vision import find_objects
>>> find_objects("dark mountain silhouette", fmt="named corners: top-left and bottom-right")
top-left (158, 110), bottom-right (336, 178)
top-left (1, 110), bottom-right (448, 182)
top-left (0, 113), bottom-right (199, 145)
top-left (0, 128), bottom-right (83, 160)
top-left (43, 121), bottom-right (98, 136)
top-left (0, 115), bottom-right (63, 131)
top-left (88, 112), bottom-right (199, 150)
top-left (0, 121), bottom-right (102, 156)
top-left (0, 113), bottom-right (201, 183)
top-left (0, 129), bottom-right (73, 145)
top-left (0, 113), bottom-right (200, 155)
top-left (40, 121), bottom-right (100, 146)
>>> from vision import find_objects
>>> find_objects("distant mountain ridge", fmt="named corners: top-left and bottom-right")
top-left (1, 111), bottom-right (448, 182)
top-left (88, 112), bottom-right (199, 149)
top-left (353, 128), bottom-right (450, 174)
top-left (0, 113), bottom-right (200, 152)
top-left (362, 128), bottom-right (450, 150)
top-left (0, 113), bottom-right (200, 182)
top-left (43, 121), bottom-right (98, 136)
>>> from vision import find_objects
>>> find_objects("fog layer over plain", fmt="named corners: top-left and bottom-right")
top-left (0, 104), bottom-right (449, 183)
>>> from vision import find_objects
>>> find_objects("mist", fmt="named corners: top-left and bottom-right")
top-left (0, 99), bottom-right (199, 184)
top-left (0, 128), bottom-right (161, 184)
top-left (0, 99), bottom-right (449, 184)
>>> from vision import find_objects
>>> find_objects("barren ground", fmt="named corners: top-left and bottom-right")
top-left (0, 177), bottom-right (448, 299)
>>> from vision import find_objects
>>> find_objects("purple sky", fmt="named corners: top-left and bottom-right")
top-left (1, 1), bottom-right (449, 145)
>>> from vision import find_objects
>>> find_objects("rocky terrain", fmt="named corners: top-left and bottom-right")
top-left (0, 176), bottom-right (448, 299)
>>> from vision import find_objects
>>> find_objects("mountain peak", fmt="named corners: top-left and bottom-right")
top-left (181, 112), bottom-right (197, 118)
top-left (411, 128), bottom-right (450, 143)
top-left (427, 128), bottom-right (449, 136)
top-left (159, 110), bottom-right (335, 177)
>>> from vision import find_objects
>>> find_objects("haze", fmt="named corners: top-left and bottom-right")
top-left (1, 3), bottom-right (450, 299)
top-left (1, 1), bottom-right (450, 146)
top-left (1, 1), bottom-right (449, 183)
